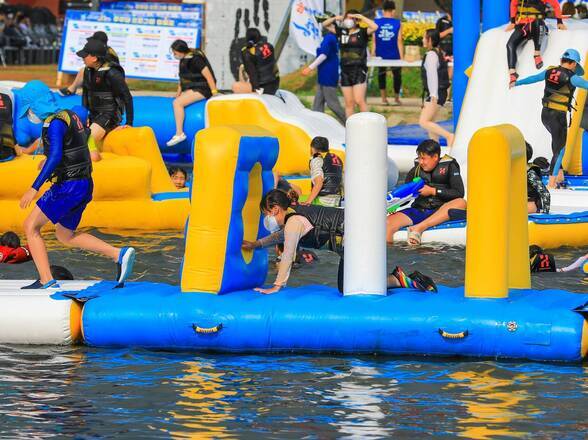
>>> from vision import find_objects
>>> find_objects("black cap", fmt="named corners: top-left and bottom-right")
top-left (88, 31), bottom-right (108, 44)
top-left (76, 38), bottom-right (107, 58)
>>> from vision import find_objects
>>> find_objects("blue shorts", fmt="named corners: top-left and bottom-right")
top-left (37, 178), bottom-right (93, 230)
top-left (400, 207), bottom-right (436, 225)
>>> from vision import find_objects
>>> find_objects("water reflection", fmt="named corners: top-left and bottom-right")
top-left (325, 362), bottom-right (397, 438)
top-left (447, 366), bottom-right (535, 439)
top-left (169, 360), bottom-right (236, 439)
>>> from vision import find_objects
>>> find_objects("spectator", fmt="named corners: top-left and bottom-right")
top-left (373, 1), bottom-right (404, 106)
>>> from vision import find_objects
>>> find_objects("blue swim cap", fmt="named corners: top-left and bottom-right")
top-left (562, 48), bottom-right (584, 76)
top-left (14, 80), bottom-right (60, 121)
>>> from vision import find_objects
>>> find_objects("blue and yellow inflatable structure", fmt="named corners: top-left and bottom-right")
top-left (56, 124), bottom-right (588, 362)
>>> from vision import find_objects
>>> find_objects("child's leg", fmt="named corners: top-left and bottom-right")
top-left (341, 86), bottom-right (355, 118)
top-left (352, 82), bottom-right (368, 113)
top-left (55, 224), bottom-right (119, 261)
top-left (506, 25), bottom-right (527, 72)
top-left (392, 67), bottom-right (402, 102)
top-left (419, 101), bottom-right (454, 144)
top-left (89, 123), bottom-right (106, 162)
top-left (541, 108), bottom-right (567, 188)
top-left (378, 67), bottom-right (388, 103)
top-left (173, 90), bottom-right (205, 136)
top-left (23, 206), bottom-right (53, 283)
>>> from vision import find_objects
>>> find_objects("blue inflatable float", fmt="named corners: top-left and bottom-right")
top-left (68, 281), bottom-right (588, 362)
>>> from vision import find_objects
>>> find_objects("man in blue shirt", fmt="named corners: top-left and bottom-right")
top-left (17, 81), bottom-right (136, 289)
top-left (302, 15), bottom-right (346, 124)
top-left (514, 48), bottom-right (588, 188)
top-left (373, 1), bottom-right (403, 105)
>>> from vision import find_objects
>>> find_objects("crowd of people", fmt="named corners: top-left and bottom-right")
top-left (0, 5), bottom-right (60, 64)
top-left (1, 1), bottom-right (586, 292)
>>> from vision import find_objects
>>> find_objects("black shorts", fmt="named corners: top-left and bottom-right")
top-left (257, 79), bottom-right (280, 95)
top-left (425, 88), bottom-right (448, 107)
top-left (341, 65), bottom-right (367, 87)
top-left (89, 112), bottom-right (121, 133)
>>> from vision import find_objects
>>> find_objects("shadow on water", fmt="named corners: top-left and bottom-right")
top-left (0, 230), bottom-right (587, 437)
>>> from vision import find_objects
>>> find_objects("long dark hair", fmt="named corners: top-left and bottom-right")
top-left (425, 29), bottom-right (441, 48)
top-left (260, 189), bottom-right (292, 212)
top-left (171, 39), bottom-right (191, 54)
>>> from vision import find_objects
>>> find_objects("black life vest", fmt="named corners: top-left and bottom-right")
top-left (311, 152), bottom-right (343, 197)
top-left (542, 66), bottom-right (576, 113)
top-left (337, 26), bottom-right (369, 67)
top-left (516, 0), bottom-right (547, 21)
top-left (436, 16), bottom-right (453, 49)
top-left (0, 93), bottom-right (15, 161)
top-left (82, 62), bottom-right (126, 116)
top-left (286, 204), bottom-right (344, 252)
top-left (527, 163), bottom-right (542, 202)
top-left (412, 155), bottom-right (458, 210)
top-left (41, 110), bottom-right (92, 182)
top-left (179, 50), bottom-right (216, 92)
top-left (242, 42), bottom-right (279, 88)
top-left (421, 48), bottom-right (450, 96)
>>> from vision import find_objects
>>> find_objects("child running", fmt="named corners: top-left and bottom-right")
top-left (17, 81), bottom-right (135, 289)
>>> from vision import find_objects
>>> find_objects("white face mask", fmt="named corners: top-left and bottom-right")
top-left (27, 110), bottom-right (42, 124)
top-left (263, 215), bottom-right (281, 233)
top-left (342, 18), bottom-right (355, 29)
top-left (173, 54), bottom-right (183, 60)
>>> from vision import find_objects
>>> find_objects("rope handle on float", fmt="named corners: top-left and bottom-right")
top-left (438, 328), bottom-right (469, 339)
top-left (192, 323), bottom-right (223, 334)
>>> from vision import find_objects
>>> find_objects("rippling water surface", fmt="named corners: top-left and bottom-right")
top-left (0, 231), bottom-right (586, 438)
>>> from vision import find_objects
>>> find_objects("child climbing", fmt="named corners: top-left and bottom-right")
top-left (506, 0), bottom-right (566, 87)
top-left (513, 49), bottom-right (588, 188)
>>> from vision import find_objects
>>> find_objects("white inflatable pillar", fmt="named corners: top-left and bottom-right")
top-left (343, 113), bottom-right (388, 296)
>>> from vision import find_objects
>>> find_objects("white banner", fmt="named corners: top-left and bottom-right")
top-left (59, 10), bottom-right (201, 81)
top-left (289, 0), bottom-right (323, 55)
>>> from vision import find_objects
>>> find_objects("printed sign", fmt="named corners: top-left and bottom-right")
top-left (58, 9), bottom-right (202, 82)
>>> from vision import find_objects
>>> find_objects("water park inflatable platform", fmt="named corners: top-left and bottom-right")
top-left (1, 280), bottom-right (586, 363)
top-left (0, 126), bottom-right (189, 232)
top-left (393, 210), bottom-right (588, 249)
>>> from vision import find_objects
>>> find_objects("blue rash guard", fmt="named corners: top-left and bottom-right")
top-left (31, 119), bottom-right (66, 191)
top-left (516, 71), bottom-right (588, 89)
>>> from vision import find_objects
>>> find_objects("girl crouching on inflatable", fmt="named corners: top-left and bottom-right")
top-left (242, 189), bottom-right (437, 294)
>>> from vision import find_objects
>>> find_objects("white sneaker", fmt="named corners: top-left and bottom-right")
top-left (166, 133), bottom-right (187, 147)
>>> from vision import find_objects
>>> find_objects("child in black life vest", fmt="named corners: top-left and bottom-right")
top-left (506, 0), bottom-right (566, 87)
top-left (514, 49), bottom-right (588, 188)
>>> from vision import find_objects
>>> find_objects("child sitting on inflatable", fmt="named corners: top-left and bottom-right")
top-left (513, 49), bottom-right (588, 188)
top-left (386, 140), bottom-right (466, 246)
top-left (242, 189), bottom-right (437, 295)
top-left (302, 136), bottom-right (343, 207)
top-left (166, 40), bottom-right (218, 147)
top-left (526, 142), bottom-right (550, 213)
top-left (0, 231), bottom-right (31, 264)
top-left (17, 81), bottom-right (136, 289)
top-left (506, 0), bottom-right (566, 87)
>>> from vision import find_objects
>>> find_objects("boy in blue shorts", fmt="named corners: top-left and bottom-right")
top-left (17, 81), bottom-right (135, 289)
top-left (386, 139), bottom-right (465, 245)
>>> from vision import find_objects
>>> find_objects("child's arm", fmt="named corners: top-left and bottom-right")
top-left (510, 0), bottom-right (519, 23)
top-left (31, 120), bottom-right (65, 191)
top-left (515, 71), bottom-right (545, 86)
top-left (571, 75), bottom-right (588, 90)
top-left (397, 23), bottom-right (404, 60)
